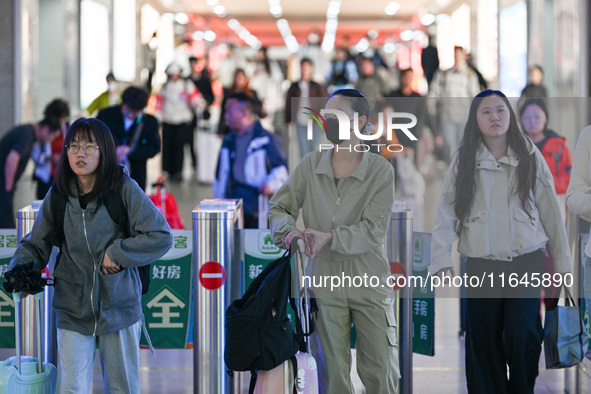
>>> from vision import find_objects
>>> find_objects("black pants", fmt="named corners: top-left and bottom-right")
top-left (36, 177), bottom-right (52, 200)
top-left (162, 122), bottom-right (192, 178)
top-left (465, 252), bottom-right (544, 393)
top-left (0, 188), bottom-right (15, 228)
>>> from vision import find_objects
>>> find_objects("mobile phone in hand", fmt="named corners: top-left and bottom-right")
top-left (304, 233), bottom-right (315, 255)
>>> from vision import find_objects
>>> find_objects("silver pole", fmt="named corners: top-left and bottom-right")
top-left (16, 205), bottom-right (40, 359)
top-left (387, 202), bottom-right (413, 394)
top-left (13, 292), bottom-right (21, 373)
top-left (35, 292), bottom-right (43, 373)
top-left (16, 203), bottom-right (57, 366)
top-left (193, 199), bottom-right (243, 394)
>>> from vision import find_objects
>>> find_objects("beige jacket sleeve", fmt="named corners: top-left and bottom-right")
top-left (533, 150), bottom-right (572, 273)
top-left (268, 157), bottom-right (309, 249)
top-left (429, 156), bottom-right (459, 274)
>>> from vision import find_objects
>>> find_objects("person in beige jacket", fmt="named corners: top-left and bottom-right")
top-left (430, 90), bottom-right (570, 393)
top-left (565, 124), bottom-right (591, 335)
top-left (269, 89), bottom-right (399, 394)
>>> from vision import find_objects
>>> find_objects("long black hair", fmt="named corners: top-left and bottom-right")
top-left (454, 90), bottom-right (536, 229)
top-left (54, 118), bottom-right (124, 202)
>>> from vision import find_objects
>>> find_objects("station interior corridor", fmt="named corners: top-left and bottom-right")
top-left (2, 131), bottom-right (586, 393)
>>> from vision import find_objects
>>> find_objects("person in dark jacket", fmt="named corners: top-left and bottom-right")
top-left (520, 64), bottom-right (548, 99)
top-left (0, 117), bottom-right (61, 228)
top-left (389, 68), bottom-right (429, 154)
top-left (285, 58), bottom-right (327, 159)
top-left (421, 36), bottom-right (440, 88)
top-left (9, 118), bottom-right (173, 393)
top-left (97, 86), bottom-right (161, 191)
top-left (188, 56), bottom-right (214, 169)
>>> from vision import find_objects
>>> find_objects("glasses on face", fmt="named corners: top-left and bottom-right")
top-left (66, 142), bottom-right (99, 155)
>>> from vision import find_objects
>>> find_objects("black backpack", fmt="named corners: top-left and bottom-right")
top-left (45, 187), bottom-right (151, 294)
top-left (224, 250), bottom-right (305, 392)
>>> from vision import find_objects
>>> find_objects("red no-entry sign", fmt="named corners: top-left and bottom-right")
top-left (389, 262), bottom-right (407, 291)
top-left (199, 262), bottom-right (226, 290)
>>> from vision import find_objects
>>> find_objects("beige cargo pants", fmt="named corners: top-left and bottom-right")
top-left (310, 296), bottom-right (400, 394)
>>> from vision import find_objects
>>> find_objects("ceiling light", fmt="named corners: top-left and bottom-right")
top-left (421, 13), bottom-right (435, 26)
top-left (204, 30), bottom-right (217, 42)
top-left (213, 5), bottom-right (226, 16)
top-left (385, 2), bottom-right (400, 16)
top-left (270, 5), bottom-right (283, 17)
top-left (400, 30), bottom-right (414, 41)
top-left (206, 0), bottom-right (218, 5)
top-left (227, 19), bottom-right (240, 30)
top-left (174, 13), bottom-right (189, 25)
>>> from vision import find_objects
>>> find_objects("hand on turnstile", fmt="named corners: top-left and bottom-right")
top-left (285, 230), bottom-right (313, 255)
top-left (303, 229), bottom-right (332, 258)
top-left (435, 266), bottom-right (455, 284)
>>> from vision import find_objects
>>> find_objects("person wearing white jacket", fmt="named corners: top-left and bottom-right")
top-left (430, 90), bottom-right (571, 393)
top-left (565, 124), bottom-right (591, 331)
top-left (156, 63), bottom-right (204, 181)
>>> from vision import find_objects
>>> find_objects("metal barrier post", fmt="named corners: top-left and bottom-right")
top-left (387, 201), bottom-right (413, 394)
top-left (193, 199), bottom-right (243, 394)
top-left (16, 202), bottom-right (57, 366)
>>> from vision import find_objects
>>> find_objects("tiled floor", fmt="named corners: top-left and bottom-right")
top-left (6, 139), bottom-right (591, 393)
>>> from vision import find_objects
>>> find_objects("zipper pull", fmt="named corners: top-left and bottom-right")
top-left (332, 198), bottom-right (341, 222)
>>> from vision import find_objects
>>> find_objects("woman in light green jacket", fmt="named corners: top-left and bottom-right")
top-left (269, 89), bottom-right (399, 394)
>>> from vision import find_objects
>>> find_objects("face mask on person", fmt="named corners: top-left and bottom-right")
top-left (325, 118), bottom-right (347, 145)
top-left (308, 33), bottom-right (320, 45)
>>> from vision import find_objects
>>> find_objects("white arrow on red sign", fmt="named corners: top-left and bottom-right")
top-left (199, 262), bottom-right (226, 290)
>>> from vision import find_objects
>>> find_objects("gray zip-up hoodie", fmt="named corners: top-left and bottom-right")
top-left (9, 175), bottom-right (173, 336)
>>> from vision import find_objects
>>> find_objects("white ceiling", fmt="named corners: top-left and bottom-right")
top-left (148, 0), bottom-right (466, 46)
top-left (163, 0), bottom-right (458, 20)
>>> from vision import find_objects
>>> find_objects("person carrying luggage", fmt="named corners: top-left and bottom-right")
top-left (268, 89), bottom-right (399, 394)
top-left (8, 118), bottom-right (173, 393)
top-left (430, 90), bottom-right (571, 393)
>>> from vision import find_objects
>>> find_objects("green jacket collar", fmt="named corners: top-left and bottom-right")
top-left (314, 149), bottom-right (370, 181)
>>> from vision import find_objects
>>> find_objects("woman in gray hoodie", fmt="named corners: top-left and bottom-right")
top-left (10, 118), bottom-right (173, 393)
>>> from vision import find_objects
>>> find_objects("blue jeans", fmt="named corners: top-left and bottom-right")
top-left (56, 320), bottom-right (141, 394)
top-left (440, 119), bottom-right (465, 162)
top-left (296, 123), bottom-right (320, 159)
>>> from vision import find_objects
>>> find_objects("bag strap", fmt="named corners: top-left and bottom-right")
top-left (128, 115), bottom-right (145, 152)
top-left (102, 186), bottom-right (130, 238)
top-left (289, 355), bottom-right (298, 394)
top-left (549, 284), bottom-right (576, 310)
top-left (563, 285), bottom-right (575, 307)
top-left (45, 189), bottom-right (68, 248)
top-left (248, 370), bottom-right (257, 394)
